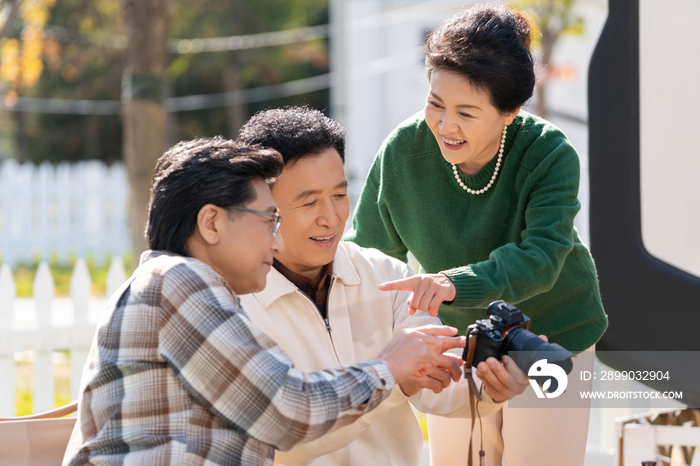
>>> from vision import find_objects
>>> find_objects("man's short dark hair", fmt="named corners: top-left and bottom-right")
top-left (236, 106), bottom-right (345, 165)
top-left (146, 137), bottom-right (283, 256)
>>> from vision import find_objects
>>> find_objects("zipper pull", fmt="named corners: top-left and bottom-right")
top-left (324, 318), bottom-right (332, 333)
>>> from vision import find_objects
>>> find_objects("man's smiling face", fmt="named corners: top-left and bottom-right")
top-left (270, 147), bottom-right (349, 279)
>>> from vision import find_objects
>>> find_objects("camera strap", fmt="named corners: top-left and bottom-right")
top-left (464, 333), bottom-right (486, 466)
top-left (464, 333), bottom-right (481, 402)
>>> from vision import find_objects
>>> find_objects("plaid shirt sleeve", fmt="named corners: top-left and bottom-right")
top-left (157, 259), bottom-right (395, 451)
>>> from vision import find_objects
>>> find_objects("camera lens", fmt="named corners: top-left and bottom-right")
top-left (504, 327), bottom-right (574, 375)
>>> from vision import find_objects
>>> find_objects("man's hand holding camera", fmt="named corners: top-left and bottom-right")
top-left (397, 347), bottom-right (539, 401)
top-left (376, 325), bottom-right (467, 384)
top-left (399, 352), bottom-right (464, 396)
top-left (380, 275), bottom-right (567, 403)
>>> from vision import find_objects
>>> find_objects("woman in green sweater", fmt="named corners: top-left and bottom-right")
top-left (345, 4), bottom-right (607, 466)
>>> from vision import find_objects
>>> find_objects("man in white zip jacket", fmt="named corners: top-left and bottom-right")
top-left (237, 107), bottom-right (526, 466)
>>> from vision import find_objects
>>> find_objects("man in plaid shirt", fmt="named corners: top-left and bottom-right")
top-left (63, 138), bottom-right (464, 466)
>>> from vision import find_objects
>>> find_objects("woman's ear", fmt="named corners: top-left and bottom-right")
top-left (195, 204), bottom-right (223, 245)
top-left (504, 106), bottom-right (521, 126)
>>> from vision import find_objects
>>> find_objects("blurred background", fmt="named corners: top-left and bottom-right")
top-left (2, 1), bottom-right (697, 465)
top-left (0, 0), bottom-right (604, 272)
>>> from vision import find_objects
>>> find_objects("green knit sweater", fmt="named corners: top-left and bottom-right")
top-left (345, 111), bottom-right (607, 352)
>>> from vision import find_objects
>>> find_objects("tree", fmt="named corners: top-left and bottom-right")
top-left (512, 0), bottom-right (584, 119)
top-left (168, 0), bottom-right (329, 141)
top-left (0, 0), bottom-right (24, 40)
top-left (0, 0), bottom-right (56, 162)
top-left (1, 0), bottom-right (330, 164)
top-left (122, 0), bottom-right (169, 264)
top-left (0, 0), bottom-right (329, 264)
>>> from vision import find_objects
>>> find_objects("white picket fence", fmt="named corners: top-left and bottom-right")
top-left (0, 257), bottom-right (127, 416)
top-left (0, 160), bottom-right (131, 267)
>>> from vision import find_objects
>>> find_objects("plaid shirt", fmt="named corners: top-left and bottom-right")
top-left (63, 251), bottom-right (394, 466)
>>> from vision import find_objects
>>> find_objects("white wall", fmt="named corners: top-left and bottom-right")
top-left (331, 0), bottom-right (464, 205)
top-left (639, 0), bottom-right (700, 278)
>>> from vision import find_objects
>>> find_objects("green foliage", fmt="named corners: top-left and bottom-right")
top-left (510, 0), bottom-right (584, 47)
top-left (15, 366), bottom-right (33, 416)
top-left (167, 0), bottom-right (330, 142)
top-left (510, 0), bottom-right (584, 118)
top-left (1, 0), bottom-right (331, 164)
top-left (10, 253), bottom-right (130, 297)
top-left (54, 350), bottom-right (72, 407)
top-left (15, 351), bottom-right (71, 416)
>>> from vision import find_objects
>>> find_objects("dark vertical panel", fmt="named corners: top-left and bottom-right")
top-left (588, 0), bottom-right (700, 404)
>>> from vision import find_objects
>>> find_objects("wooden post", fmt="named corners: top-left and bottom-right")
top-left (0, 264), bottom-right (16, 416)
top-left (33, 262), bottom-right (54, 413)
top-left (69, 259), bottom-right (92, 401)
top-left (70, 259), bottom-right (90, 327)
top-left (106, 256), bottom-right (128, 300)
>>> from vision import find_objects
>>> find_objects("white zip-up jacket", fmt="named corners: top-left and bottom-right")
top-left (239, 241), bottom-right (502, 466)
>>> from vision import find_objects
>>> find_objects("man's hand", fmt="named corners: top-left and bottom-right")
top-left (378, 274), bottom-right (456, 317)
top-left (399, 353), bottom-right (463, 397)
top-left (376, 325), bottom-right (466, 384)
top-left (474, 335), bottom-right (548, 402)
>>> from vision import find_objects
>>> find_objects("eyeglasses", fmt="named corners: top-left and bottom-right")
top-left (228, 205), bottom-right (282, 238)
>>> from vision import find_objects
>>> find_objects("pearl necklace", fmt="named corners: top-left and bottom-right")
top-left (451, 124), bottom-right (507, 195)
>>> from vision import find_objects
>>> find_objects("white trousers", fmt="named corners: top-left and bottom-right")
top-left (427, 346), bottom-right (595, 466)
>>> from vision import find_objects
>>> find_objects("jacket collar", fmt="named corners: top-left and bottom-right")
top-left (252, 242), bottom-right (361, 309)
top-left (331, 242), bottom-right (362, 286)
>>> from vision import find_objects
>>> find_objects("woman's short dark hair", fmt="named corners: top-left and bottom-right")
top-left (237, 106), bottom-right (345, 165)
top-left (146, 137), bottom-right (283, 256)
top-left (425, 3), bottom-right (535, 114)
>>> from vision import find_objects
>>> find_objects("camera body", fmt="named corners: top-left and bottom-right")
top-left (463, 300), bottom-right (574, 375)
top-left (466, 301), bottom-right (531, 367)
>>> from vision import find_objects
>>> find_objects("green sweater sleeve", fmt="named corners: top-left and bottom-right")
top-left (346, 156), bottom-right (409, 263)
top-left (442, 138), bottom-right (580, 308)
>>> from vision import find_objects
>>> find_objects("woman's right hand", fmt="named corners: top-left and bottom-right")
top-left (379, 273), bottom-right (456, 317)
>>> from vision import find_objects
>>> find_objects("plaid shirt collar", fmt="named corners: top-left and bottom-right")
top-left (140, 249), bottom-right (239, 303)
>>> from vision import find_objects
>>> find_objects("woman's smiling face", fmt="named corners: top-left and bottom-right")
top-left (424, 69), bottom-right (519, 176)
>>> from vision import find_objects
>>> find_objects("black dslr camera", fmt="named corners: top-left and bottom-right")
top-left (463, 300), bottom-right (574, 375)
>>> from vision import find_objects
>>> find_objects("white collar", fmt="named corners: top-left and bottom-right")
top-left (252, 242), bottom-right (362, 309)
